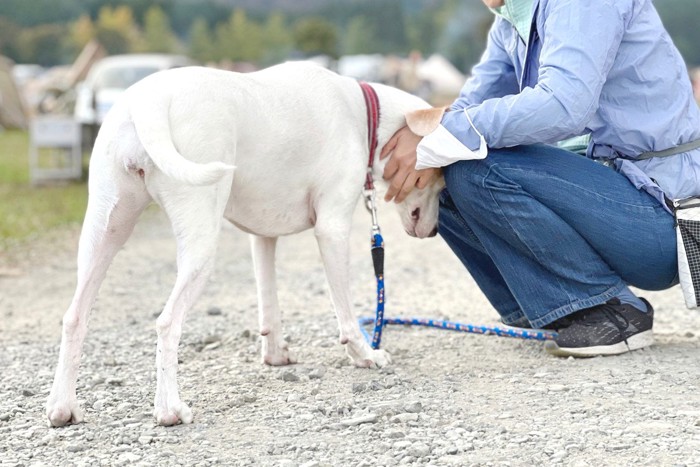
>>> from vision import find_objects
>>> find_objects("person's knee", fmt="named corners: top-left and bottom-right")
top-left (442, 160), bottom-right (485, 196)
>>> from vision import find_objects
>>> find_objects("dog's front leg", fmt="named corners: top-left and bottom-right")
top-left (250, 235), bottom-right (296, 365)
top-left (315, 225), bottom-right (391, 368)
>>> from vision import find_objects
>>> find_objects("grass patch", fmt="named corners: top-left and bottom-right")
top-left (0, 129), bottom-right (88, 249)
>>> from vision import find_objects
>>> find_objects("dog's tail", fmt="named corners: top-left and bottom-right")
top-left (128, 92), bottom-right (235, 186)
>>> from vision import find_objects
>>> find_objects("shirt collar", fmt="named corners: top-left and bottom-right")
top-left (491, 0), bottom-right (536, 43)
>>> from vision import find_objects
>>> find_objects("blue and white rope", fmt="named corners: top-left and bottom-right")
top-left (361, 231), bottom-right (557, 347)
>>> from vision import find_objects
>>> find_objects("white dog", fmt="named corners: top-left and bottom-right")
top-left (46, 62), bottom-right (446, 427)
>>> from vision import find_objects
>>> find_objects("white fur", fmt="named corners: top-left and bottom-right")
top-left (46, 62), bottom-right (445, 428)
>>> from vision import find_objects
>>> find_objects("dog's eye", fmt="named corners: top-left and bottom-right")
top-left (411, 208), bottom-right (420, 220)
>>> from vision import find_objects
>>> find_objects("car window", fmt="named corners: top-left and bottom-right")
top-left (94, 66), bottom-right (160, 89)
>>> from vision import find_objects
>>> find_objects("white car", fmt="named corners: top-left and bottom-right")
top-left (74, 54), bottom-right (196, 129)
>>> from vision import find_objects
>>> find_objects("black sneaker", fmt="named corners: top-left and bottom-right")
top-left (544, 298), bottom-right (653, 357)
top-left (500, 315), bottom-right (572, 331)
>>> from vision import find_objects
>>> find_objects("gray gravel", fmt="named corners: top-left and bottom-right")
top-left (2, 205), bottom-right (700, 466)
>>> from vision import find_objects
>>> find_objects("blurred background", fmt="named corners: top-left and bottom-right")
top-left (1, 0), bottom-right (699, 254)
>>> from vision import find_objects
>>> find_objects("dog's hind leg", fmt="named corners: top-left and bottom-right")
top-left (250, 235), bottom-right (297, 365)
top-left (152, 183), bottom-right (230, 426)
top-left (46, 176), bottom-right (151, 427)
top-left (314, 219), bottom-right (391, 368)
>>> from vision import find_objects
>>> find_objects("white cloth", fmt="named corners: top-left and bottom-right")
top-left (415, 110), bottom-right (488, 170)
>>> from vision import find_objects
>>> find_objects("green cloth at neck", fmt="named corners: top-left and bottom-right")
top-left (491, 0), bottom-right (535, 43)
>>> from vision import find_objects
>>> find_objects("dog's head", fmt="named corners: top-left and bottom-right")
top-left (393, 175), bottom-right (445, 238)
top-left (390, 106), bottom-right (447, 239)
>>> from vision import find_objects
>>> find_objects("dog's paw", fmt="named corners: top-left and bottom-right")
top-left (153, 402), bottom-right (193, 426)
top-left (262, 337), bottom-right (297, 366)
top-left (46, 398), bottom-right (84, 428)
top-left (345, 339), bottom-right (392, 369)
top-left (353, 348), bottom-right (392, 369)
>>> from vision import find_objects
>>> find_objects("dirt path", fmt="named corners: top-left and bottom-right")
top-left (2, 205), bottom-right (700, 466)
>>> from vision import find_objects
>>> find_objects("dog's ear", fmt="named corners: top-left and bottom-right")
top-left (405, 106), bottom-right (448, 136)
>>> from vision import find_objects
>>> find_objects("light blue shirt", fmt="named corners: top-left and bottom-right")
top-left (443, 0), bottom-right (700, 210)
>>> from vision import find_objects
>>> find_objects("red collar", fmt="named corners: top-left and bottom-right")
top-left (359, 81), bottom-right (380, 190)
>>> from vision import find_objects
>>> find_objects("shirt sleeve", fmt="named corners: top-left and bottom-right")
top-left (451, 17), bottom-right (521, 112)
top-left (442, 0), bottom-right (631, 152)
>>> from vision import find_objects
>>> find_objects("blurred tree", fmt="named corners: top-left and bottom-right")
top-left (95, 5), bottom-right (141, 55)
top-left (344, 15), bottom-right (376, 55)
top-left (656, 0), bottom-right (700, 66)
top-left (293, 17), bottom-right (338, 58)
top-left (0, 17), bottom-right (21, 61)
top-left (368, 0), bottom-right (408, 55)
top-left (215, 9), bottom-right (263, 62)
top-left (189, 18), bottom-right (216, 63)
top-left (141, 6), bottom-right (179, 53)
top-left (406, 5), bottom-right (439, 55)
top-left (70, 15), bottom-right (96, 51)
top-left (432, 0), bottom-right (491, 73)
top-left (260, 12), bottom-right (292, 66)
top-left (0, 0), bottom-right (82, 27)
top-left (16, 24), bottom-right (70, 66)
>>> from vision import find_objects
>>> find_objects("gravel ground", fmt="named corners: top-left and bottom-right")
top-left (2, 204), bottom-right (700, 466)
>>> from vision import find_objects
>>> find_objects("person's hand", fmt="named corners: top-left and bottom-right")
top-left (380, 126), bottom-right (440, 203)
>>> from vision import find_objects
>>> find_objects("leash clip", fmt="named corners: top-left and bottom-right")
top-left (363, 187), bottom-right (381, 235)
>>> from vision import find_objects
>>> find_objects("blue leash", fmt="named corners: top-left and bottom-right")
top-left (359, 190), bottom-right (556, 348)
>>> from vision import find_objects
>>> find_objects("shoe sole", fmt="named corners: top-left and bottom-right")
top-left (544, 330), bottom-right (654, 358)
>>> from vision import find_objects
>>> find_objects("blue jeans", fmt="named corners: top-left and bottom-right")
top-left (438, 144), bottom-right (677, 328)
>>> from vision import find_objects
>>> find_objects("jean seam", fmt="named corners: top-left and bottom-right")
top-left (500, 166), bottom-right (668, 212)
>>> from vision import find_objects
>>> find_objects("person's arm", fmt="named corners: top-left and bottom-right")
top-left (382, 17), bottom-right (520, 202)
top-left (442, 0), bottom-right (631, 152)
top-left (451, 16), bottom-right (521, 111)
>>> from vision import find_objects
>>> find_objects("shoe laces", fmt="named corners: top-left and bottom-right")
top-left (576, 303), bottom-right (629, 333)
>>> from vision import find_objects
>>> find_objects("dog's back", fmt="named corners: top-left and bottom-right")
top-left (106, 63), bottom-right (371, 236)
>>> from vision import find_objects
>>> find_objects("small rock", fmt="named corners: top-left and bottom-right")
top-left (0, 413), bottom-right (11, 422)
top-left (93, 400), bottom-right (105, 411)
top-left (309, 367), bottom-right (326, 380)
top-left (352, 382), bottom-right (367, 393)
top-left (391, 413), bottom-right (419, 423)
top-left (403, 402), bottom-right (422, 413)
top-left (338, 413), bottom-right (378, 427)
top-left (203, 334), bottom-right (221, 345)
top-left (107, 378), bottom-right (124, 386)
top-left (65, 443), bottom-right (87, 453)
top-left (280, 371), bottom-right (299, 382)
top-left (104, 357), bottom-right (118, 367)
top-left (21, 388), bottom-right (35, 397)
top-left (385, 430), bottom-right (405, 439)
top-left (207, 307), bottom-right (223, 316)
top-left (409, 443), bottom-right (431, 458)
top-left (204, 341), bottom-right (222, 351)
top-left (119, 452), bottom-right (141, 463)
top-left (117, 402), bottom-right (132, 412)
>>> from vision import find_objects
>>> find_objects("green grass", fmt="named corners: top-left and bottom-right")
top-left (0, 129), bottom-right (88, 249)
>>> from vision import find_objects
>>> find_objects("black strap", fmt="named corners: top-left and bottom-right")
top-left (637, 138), bottom-right (700, 160)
